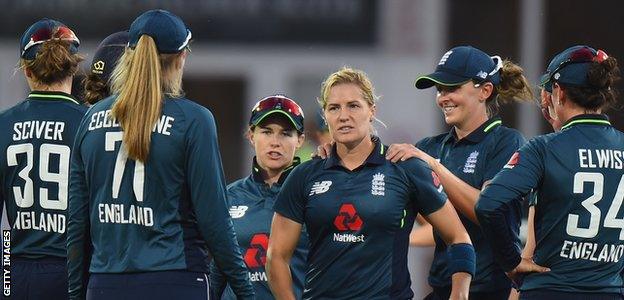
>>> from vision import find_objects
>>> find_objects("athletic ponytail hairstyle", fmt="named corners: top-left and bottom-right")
top-left (19, 39), bottom-right (83, 85)
top-left (110, 35), bottom-right (184, 162)
top-left (485, 59), bottom-right (535, 117)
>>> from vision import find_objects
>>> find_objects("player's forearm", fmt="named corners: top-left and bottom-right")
top-left (409, 222), bottom-right (435, 247)
top-left (430, 159), bottom-right (481, 224)
top-left (266, 255), bottom-right (296, 300)
top-left (450, 272), bottom-right (471, 300)
top-left (521, 207), bottom-right (536, 259)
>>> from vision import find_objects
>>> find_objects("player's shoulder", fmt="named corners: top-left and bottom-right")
top-left (395, 157), bottom-right (431, 176)
top-left (492, 125), bottom-right (524, 140)
top-left (0, 100), bottom-right (26, 120)
top-left (86, 95), bottom-right (115, 114)
top-left (168, 97), bottom-right (211, 116)
top-left (416, 132), bottom-right (447, 149)
top-left (227, 175), bottom-right (254, 193)
top-left (520, 132), bottom-right (556, 154)
top-left (288, 158), bottom-right (325, 179)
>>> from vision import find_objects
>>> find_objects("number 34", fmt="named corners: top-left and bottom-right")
top-left (566, 172), bottom-right (624, 240)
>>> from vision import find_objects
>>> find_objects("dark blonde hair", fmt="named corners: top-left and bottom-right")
top-left (318, 66), bottom-right (378, 109)
top-left (486, 60), bottom-right (535, 116)
top-left (19, 40), bottom-right (83, 85)
top-left (109, 35), bottom-right (184, 162)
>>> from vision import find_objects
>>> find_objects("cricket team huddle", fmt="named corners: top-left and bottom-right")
top-left (1, 8), bottom-right (623, 300)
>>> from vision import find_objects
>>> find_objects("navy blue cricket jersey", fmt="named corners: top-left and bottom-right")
top-left (0, 91), bottom-right (86, 258)
top-left (476, 114), bottom-right (624, 293)
top-left (210, 157), bottom-right (309, 299)
top-left (417, 117), bottom-right (525, 292)
top-left (67, 96), bottom-right (253, 299)
top-left (273, 137), bottom-right (447, 299)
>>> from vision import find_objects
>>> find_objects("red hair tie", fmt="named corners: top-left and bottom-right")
top-left (595, 49), bottom-right (609, 62)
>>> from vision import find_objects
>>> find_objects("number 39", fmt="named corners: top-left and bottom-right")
top-left (7, 143), bottom-right (70, 210)
top-left (566, 172), bottom-right (624, 240)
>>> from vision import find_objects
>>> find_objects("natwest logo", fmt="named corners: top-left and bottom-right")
top-left (334, 203), bottom-right (363, 231)
top-left (332, 203), bottom-right (365, 243)
top-left (244, 233), bottom-right (269, 268)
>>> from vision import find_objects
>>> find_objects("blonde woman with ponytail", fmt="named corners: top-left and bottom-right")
top-left (0, 19), bottom-right (85, 300)
top-left (384, 46), bottom-right (538, 299)
top-left (66, 10), bottom-right (253, 300)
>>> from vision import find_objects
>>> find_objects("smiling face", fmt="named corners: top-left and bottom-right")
top-left (324, 83), bottom-right (375, 147)
top-left (249, 115), bottom-right (304, 174)
top-left (435, 81), bottom-right (489, 129)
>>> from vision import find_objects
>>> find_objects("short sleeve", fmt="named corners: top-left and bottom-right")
top-left (273, 164), bottom-right (308, 224)
top-left (400, 158), bottom-right (448, 216)
top-left (483, 130), bottom-right (526, 182)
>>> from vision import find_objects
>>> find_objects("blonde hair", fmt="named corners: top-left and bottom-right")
top-left (318, 66), bottom-right (378, 109)
top-left (110, 35), bottom-right (184, 162)
top-left (487, 59), bottom-right (535, 116)
top-left (18, 40), bottom-right (83, 85)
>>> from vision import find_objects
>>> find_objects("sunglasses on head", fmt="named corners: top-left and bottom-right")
top-left (22, 26), bottom-right (80, 56)
top-left (549, 48), bottom-right (608, 82)
top-left (252, 96), bottom-right (303, 117)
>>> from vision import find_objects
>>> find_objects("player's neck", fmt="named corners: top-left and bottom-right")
top-left (559, 103), bottom-right (601, 125)
top-left (336, 135), bottom-right (375, 171)
top-left (455, 114), bottom-right (488, 140)
top-left (263, 169), bottom-right (283, 187)
top-left (28, 77), bottom-right (72, 95)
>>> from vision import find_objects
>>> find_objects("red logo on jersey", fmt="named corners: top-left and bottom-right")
top-left (431, 171), bottom-right (441, 188)
top-left (243, 233), bottom-right (269, 268)
top-left (333, 203), bottom-right (363, 231)
top-left (504, 152), bottom-right (520, 169)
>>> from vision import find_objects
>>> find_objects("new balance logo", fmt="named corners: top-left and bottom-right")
top-left (476, 71), bottom-right (488, 79)
top-left (309, 181), bottom-right (332, 196)
top-left (229, 206), bottom-right (248, 218)
top-left (438, 50), bottom-right (453, 65)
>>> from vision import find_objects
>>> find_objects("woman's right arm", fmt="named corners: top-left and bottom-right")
top-left (266, 213), bottom-right (302, 300)
top-left (522, 206), bottom-right (536, 260)
top-left (67, 120), bottom-right (91, 300)
top-left (425, 202), bottom-right (474, 300)
top-left (186, 108), bottom-right (254, 298)
top-left (409, 214), bottom-right (435, 247)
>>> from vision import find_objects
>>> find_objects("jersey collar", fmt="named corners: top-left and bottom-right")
top-left (443, 116), bottom-right (502, 145)
top-left (251, 156), bottom-right (301, 185)
top-left (27, 91), bottom-right (80, 105)
top-left (560, 114), bottom-right (611, 131)
top-left (324, 136), bottom-right (386, 170)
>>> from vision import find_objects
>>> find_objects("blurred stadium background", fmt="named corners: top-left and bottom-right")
top-left (0, 0), bottom-right (622, 297)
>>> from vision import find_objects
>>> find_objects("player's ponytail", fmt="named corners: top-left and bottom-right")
top-left (486, 59), bottom-right (534, 117)
top-left (110, 35), bottom-right (162, 162)
top-left (19, 39), bottom-right (83, 85)
top-left (83, 73), bottom-right (108, 105)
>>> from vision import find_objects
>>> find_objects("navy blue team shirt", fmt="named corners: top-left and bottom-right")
top-left (416, 117), bottom-right (525, 292)
top-left (274, 137), bottom-right (447, 299)
top-left (210, 157), bottom-right (309, 299)
top-left (476, 114), bottom-right (624, 293)
top-left (0, 91), bottom-right (86, 258)
top-left (67, 96), bottom-right (253, 298)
